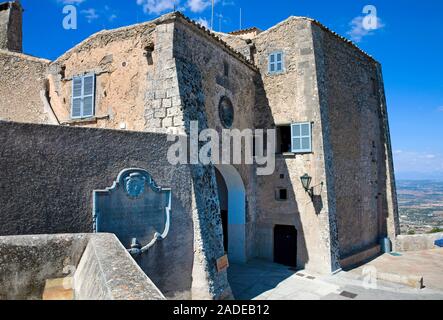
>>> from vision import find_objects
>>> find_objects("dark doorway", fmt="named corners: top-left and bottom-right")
top-left (215, 168), bottom-right (229, 253)
top-left (274, 225), bottom-right (297, 267)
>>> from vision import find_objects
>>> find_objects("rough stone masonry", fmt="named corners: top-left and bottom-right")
top-left (0, 1), bottom-right (400, 300)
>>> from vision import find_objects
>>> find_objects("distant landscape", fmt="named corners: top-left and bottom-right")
top-left (397, 180), bottom-right (443, 234)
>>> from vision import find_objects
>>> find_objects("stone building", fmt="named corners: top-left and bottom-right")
top-left (0, 1), bottom-right (400, 299)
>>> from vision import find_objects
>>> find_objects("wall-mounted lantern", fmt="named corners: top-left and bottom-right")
top-left (300, 173), bottom-right (314, 200)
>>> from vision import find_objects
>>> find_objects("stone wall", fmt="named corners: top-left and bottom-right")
top-left (250, 17), bottom-right (340, 273)
top-left (48, 21), bottom-right (158, 131)
top-left (173, 16), bottom-right (259, 265)
top-left (312, 23), bottom-right (399, 259)
top-left (0, 233), bottom-right (88, 299)
top-left (395, 232), bottom-right (443, 252)
top-left (0, 1), bottom-right (22, 52)
top-left (0, 121), bottom-right (229, 300)
top-left (73, 233), bottom-right (165, 300)
top-left (0, 50), bottom-right (53, 123)
top-left (166, 16), bottom-right (257, 297)
top-left (0, 233), bottom-right (164, 300)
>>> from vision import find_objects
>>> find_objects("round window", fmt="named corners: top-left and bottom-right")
top-left (219, 96), bottom-right (234, 128)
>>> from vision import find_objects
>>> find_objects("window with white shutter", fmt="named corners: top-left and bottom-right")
top-left (291, 122), bottom-right (312, 153)
top-left (71, 73), bottom-right (96, 119)
top-left (268, 51), bottom-right (284, 74)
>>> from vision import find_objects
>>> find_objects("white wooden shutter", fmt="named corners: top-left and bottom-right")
top-left (276, 52), bottom-right (282, 72)
top-left (71, 74), bottom-right (95, 119)
top-left (71, 77), bottom-right (83, 118)
top-left (82, 74), bottom-right (95, 117)
top-left (269, 53), bottom-right (275, 73)
top-left (291, 122), bottom-right (312, 153)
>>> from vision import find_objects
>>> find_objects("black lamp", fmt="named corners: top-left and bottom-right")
top-left (300, 174), bottom-right (314, 199)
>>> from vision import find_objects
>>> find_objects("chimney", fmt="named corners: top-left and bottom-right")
top-left (0, 0), bottom-right (23, 52)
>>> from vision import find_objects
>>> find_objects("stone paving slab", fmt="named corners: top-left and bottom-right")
top-left (228, 258), bottom-right (443, 300)
top-left (349, 249), bottom-right (443, 291)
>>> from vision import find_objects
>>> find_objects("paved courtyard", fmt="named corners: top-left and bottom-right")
top-left (228, 254), bottom-right (443, 300)
top-left (349, 249), bottom-right (443, 291)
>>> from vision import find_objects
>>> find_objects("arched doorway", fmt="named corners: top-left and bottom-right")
top-left (215, 165), bottom-right (246, 263)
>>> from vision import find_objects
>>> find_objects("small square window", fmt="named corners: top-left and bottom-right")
top-left (269, 51), bottom-right (284, 74)
top-left (276, 188), bottom-right (288, 201)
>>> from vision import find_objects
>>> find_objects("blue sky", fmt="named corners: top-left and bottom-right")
top-left (20, 0), bottom-right (443, 180)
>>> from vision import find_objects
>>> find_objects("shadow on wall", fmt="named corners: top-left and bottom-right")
top-left (134, 193), bottom-right (193, 300)
top-left (313, 195), bottom-right (324, 215)
top-left (254, 74), bottom-right (310, 273)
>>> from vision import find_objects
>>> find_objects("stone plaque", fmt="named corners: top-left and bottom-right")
top-left (93, 168), bottom-right (171, 252)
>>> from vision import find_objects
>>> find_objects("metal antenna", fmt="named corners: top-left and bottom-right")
top-left (219, 14), bottom-right (222, 32)
top-left (240, 8), bottom-right (242, 30)
top-left (211, 0), bottom-right (215, 31)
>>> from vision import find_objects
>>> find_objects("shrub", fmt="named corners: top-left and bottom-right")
top-left (427, 227), bottom-right (443, 234)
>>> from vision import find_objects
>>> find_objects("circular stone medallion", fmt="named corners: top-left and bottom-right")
top-left (218, 96), bottom-right (234, 128)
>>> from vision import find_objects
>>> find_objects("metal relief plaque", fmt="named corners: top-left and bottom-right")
top-left (93, 168), bottom-right (171, 254)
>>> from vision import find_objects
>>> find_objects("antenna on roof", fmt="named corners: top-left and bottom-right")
top-left (240, 8), bottom-right (242, 30)
top-left (218, 13), bottom-right (222, 32)
top-left (211, 0), bottom-right (215, 31)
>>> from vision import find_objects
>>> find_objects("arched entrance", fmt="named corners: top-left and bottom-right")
top-left (215, 165), bottom-right (246, 263)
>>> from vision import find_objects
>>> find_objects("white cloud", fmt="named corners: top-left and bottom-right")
top-left (195, 17), bottom-right (209, 28)
top-left (221, 0), bottom-right (234, 6)
top-left (58, 0), bottom-right (86, 5)
top-left (81, 8), bottom-right (99, 23)
top-left (108, 14), bottom-right (118, 22)
top-left (135, 0), bottom-right (227, 15)
top-left (104, 5), bottom-right (118, 22)
top-left (347, 16), bottom-right (385, 42)
top-left (136, 0), bottom-right (178, 15)
top-left (187, 0), bottom-right (211, 13)
top-left (393, 150), bottom-right (443, 175)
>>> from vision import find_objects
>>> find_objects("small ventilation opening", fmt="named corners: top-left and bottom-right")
top-left (144, 44), bottom-right (154, 65)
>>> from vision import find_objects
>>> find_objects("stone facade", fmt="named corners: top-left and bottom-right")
top-left (311, 23), bottom-right (400, 260)
top-left (0, 1), bottom-right (22, 52)
top-left (0, 8), bottom-right (400, 299)
top-left (47, 21), bottom-right (158, 130)
top-left (0, 50), bottom-right (53, 123)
